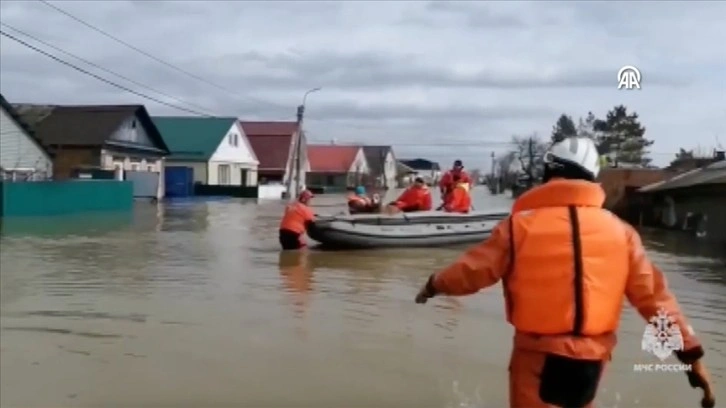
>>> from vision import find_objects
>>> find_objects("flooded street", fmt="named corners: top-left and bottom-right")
top-left (1, 189), bottom-right (724, 408)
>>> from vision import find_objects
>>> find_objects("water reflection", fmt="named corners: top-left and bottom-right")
top-left (0, 211), bottom-right (133, 237)
top-left (278, 250), bottom-right (313, 321)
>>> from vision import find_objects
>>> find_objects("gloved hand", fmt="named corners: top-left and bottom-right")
top-left (687, 360), bottom-right (715, 408)
top-left (415, 274), bottom-right (436, 304)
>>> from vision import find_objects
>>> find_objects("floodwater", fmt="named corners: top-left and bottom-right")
top-left (1, 189), bottom-right (724, 408)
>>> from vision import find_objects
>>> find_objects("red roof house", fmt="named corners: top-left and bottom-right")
top-left (240, 121), bottom-right (304, 185)
top-left (306, 144), bottom-right (370, 188)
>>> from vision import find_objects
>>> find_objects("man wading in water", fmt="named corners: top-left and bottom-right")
top-left (414, 136), bottom-right (716, 408)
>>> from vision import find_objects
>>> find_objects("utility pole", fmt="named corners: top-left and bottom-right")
top-left (381, 150), bottom-right (388, 189)
top-left (527, 137), bottom-right (535, 188)
top-left (490, 151), bottom-right (497, 194)
top-left (289, 87), bottom-right (321, 200)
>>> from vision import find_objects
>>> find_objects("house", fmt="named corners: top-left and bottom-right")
top-left (638, 159), bottom-right (726, 243)
top-left (396, 160), bottom-right (416, 187)
top-left (0, 94), bottom-right (52, 181)
top-left (596, 167), bottom-right (667, 219)
top-left (306, 144), bottom-right (370, 190)
top-left (153, 117), bottom-right (259, 190)
top-left (12, 103), bottom-right (170, 198)
top-left (362, 145), bottom-right (397, 189)
top-left (240, 121), bottom-right (307, 196)
top-left (398, 158), bottom-right (441, 186)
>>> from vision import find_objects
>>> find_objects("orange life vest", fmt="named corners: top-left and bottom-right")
top-left (348, 194), bottom-right (371, 207)
top-left (505, 179), bottom-right (630, 336)
top-left (394, 185), bottom-right (432, 211)
top-left (443, 183), bottom-right (471, 213)
top-left (279, 201), bottom-right (315, 234)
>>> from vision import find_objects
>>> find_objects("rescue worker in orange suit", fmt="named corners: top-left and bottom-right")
top-left (441, 174), bottom-right (472, 213)
top-left (387, 177), bottom-right (432, 213)
top-left (348, 186), bottom-right (378, 214)
top-left (439, 159), bottom-right (472, 200)
top-left (415, 137), bottom-right (715, 408)
top-left (279, 190), bottom-right (315, 250)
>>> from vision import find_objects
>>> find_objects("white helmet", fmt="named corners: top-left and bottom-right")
top-left (544, 137), bottom-right (601, 179)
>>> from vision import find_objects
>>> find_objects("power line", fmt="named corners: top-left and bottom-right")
top-left (0, 22), bottom-right (218, 117)
top-left (36, 0), bottom-right (289, 113)
top-left (0, 29), bottom-right (214, 117)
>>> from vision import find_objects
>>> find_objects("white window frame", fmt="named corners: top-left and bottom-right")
top-left (218, 164), bottom-right (231, 185)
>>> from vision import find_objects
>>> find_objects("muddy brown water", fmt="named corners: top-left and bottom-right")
top-left (1, 189), bottom-right (724, 407)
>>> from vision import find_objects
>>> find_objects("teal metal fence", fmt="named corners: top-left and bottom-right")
top-left (0, 180), bottom-right (133, 217)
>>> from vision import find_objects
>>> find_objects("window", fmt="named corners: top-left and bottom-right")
top-left (229, 134), bottom-right (239, 147)
top-left (147, 165), bottom-right (153, 172)
top-left (234, 134), bottom-right (238, 147)
top-left (131, 120), bottom-right (136, 129)
top-left (218, 164), bottom-right (231, 185)
top-left (131, 163), bottom-right (139, 171)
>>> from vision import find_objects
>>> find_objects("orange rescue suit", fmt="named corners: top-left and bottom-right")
top-left (443, 183), bottom-right (471, 213)
top-left (279, 201), bottom-right (315, 235)
top-left (348, 194), bottom-right (372, 212)
top-left (439, 170), bottom-right (472, 194)
top-left (428, 179), bottom-right (704, 408)
top-left (393, 186), bottom-right (432, 212)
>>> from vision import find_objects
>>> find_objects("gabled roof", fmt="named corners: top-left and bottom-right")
top-left (396, 160), bottom-right (415, 174)
top-left (362, 145), bottom-right (395, 175)
top-left (0, 93), bottom-right (51, 158)
top-left (639, 160), bottom-right (726, 193)
top-left (11, 103), bottom-right (169, 154)
top-left (152, 116), bottom-right (237, 161)
top-left (239, 121), bottom-right (298, 136)
top-left (399, 158), bottom-right (440, 171)
top-left (240, 121), bottom-right (299, 171)
top-left (307, 145), bottom-right (362, 173)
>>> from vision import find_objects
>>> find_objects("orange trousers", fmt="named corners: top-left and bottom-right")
top-left (508, 348), bottom-right (606, 408)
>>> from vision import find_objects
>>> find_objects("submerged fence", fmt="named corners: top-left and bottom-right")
top-left (0, 180), bottom-right (133, 217)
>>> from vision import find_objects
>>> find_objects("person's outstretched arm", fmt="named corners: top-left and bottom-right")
top-left (419, 218), bottom-right (511, 299)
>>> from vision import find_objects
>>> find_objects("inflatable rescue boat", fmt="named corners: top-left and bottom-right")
top-left (307, 210), bottom-right (509, 249)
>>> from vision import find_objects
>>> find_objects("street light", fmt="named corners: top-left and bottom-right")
top-left (292, 87), bottom-right (322, 198)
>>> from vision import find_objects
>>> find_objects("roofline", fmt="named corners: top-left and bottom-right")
top-left (130, 106), bottom-right (170, 155)
top-left (0, 93), bottom-right (53, 159)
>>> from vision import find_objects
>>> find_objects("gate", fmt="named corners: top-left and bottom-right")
top-left (165, 166), bottom-right (194, 197)
top-left (124, 171), bottom-right (159, 198)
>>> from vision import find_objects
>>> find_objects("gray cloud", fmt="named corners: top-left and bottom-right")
top-left (1, 0), bottom-right (724, 167)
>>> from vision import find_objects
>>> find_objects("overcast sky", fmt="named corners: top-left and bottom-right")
top-left (1, 1), bottom-right (724, 169)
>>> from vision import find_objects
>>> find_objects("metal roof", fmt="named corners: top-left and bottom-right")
top-left (639, 160), bottom-right (726, 193)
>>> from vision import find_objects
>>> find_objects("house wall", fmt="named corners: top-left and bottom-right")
top-left (208, 163), bottom-right (258, 186)
top-left (52, 148), bottom-right (101, 180)
top-left (109, 116), bottom-right (158, 148)
top-left (307, 172), bottom-right (349, 189)
top-left (166, 161), bottom-right (208, 184)
top-left (382, 151), bottom-right (397, 188)
top-left (100, 149), bottom-right (165, 199)
top-left (346, 148), bottom-right (370, 175)
top-left (0, 106), bottom-right (53, 180)
top-left (207, 122), bottom-right (259, 186)
top-left (644, 185), bottom-right (726, 244)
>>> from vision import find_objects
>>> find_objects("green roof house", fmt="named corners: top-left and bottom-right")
top-left (153, 116), bottom-right (259, 186)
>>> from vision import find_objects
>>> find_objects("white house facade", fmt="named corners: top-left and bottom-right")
top-left (0, 95), bottom-right (53, 181)
top-left (207, 121), bottom-right (259, 186)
